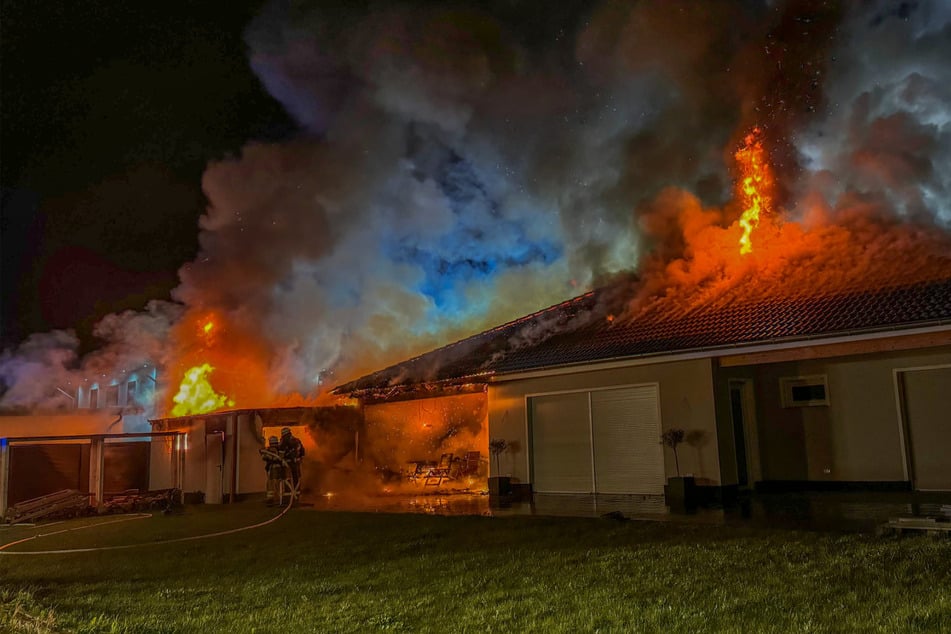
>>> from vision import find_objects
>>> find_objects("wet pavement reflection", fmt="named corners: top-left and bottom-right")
top-left (301, 489), bottom-right (951, 533)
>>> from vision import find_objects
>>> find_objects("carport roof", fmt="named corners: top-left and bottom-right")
top-left (333, 271), bottom-right (951, 397)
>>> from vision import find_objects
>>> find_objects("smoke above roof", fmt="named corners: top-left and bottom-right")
top-left (3, 1), bottom-right (950, 412)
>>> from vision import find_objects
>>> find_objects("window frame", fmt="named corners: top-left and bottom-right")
top-left (779, 375), bottom-right (830, 408)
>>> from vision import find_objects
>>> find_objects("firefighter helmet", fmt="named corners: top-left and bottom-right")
top-left (268, 435), bottom-right (279, 447)
top-left (280, 427), bottom-right (292, 437)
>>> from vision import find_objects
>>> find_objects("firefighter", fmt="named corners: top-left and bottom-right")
top-left (278, 426), bottom-right (305, 494)
top-left (259, 436), bottom-right (286, 506)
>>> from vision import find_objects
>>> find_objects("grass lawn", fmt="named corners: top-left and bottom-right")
top-left (1, 503), bottom-right (950, 633)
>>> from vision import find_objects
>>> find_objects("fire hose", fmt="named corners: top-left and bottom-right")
top-left (0, 460), bottom-right (297, 556)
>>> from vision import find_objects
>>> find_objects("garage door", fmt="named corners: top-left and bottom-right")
top-left (903, 367), bottom-right (951, 491)
top-left (531, 385), bottom-right (664, 495)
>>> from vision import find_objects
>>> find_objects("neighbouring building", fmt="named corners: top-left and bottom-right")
top-left (0, 364), bottom-right (163, 515)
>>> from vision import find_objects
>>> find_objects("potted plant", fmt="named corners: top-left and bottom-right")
top-left (488, 438), bottom-right (512, 496)
top-left (661, 428), bottom-right (696, 510)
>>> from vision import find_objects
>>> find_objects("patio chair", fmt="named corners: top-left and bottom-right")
top-left (423, 453), bottom-right (454, 487)
top-left (458, 451), bottom-right (481, 477)
top-left (403, 461), bottom-right (425, 484)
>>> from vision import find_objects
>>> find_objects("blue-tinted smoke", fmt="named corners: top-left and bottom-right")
top-left (388, 154), bottom-right (561, 320)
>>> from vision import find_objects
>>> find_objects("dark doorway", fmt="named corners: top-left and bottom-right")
top-left (8, 443), bottom-right (91, 505)
top-left (103, 441), bottom-right (151, 494)
top-left (730, 383), bottom-right (750, 488)
top-left (900, 367), bottom-right (951, 491)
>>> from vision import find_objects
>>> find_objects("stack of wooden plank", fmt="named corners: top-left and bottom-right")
top-left (878, 516), bottom-right (951, 538)
top-left (3, 489), bottom-right (91, 524)
top-left (101, 488), bottom-right (179, 513)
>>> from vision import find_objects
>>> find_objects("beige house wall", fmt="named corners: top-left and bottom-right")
top-left (148, 418), bottom-right (223, 497)
top-left (488, 358), bottom-right (720, 487)
top-left (149, 414), bottom-right (263, 499)
top-left (726, 344), bottom-right (951, 483)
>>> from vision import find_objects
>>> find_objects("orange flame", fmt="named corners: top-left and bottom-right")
top-left (163, 311), bottom-right (325, 416)
top-left (170, 363), bottom-right (235, 417)
top-left (734, 127), bottom-right (773, 254)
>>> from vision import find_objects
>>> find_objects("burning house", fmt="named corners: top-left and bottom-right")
top-left (4, 2), bottom-right (950, 516)
top-left (333, 129), bottom-right (951, 506)
top-left (334, 263), bottom-right (951, 504)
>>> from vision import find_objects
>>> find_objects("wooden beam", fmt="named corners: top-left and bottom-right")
top-left (719, 331), bottom-right (951, 367)
top-left (0, 439), bottom-right (9, 519)
top-left (89, 437), bottom-right (105, 509)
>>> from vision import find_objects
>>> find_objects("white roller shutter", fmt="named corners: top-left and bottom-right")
top-left (591, 386), bottom-right (664, 495)
top-left (531, 392), bottom-right (592, 493)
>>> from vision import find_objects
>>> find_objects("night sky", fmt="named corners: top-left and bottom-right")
top-left (1, 0), bottom-right (601, 352)
top-left (1, 0), bottom-right (293, 348)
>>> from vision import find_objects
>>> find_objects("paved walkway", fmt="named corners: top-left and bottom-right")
top-left (302, 489), bottom-right (951, 533)
top-left (718, 490), bottom-right (951, 532)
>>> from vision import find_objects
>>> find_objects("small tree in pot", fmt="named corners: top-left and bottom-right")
top-left (488, 438), bottom-right (512, 496)
top-left (661, 428), bottom-right (696, 510)
top-left (660, 428), bottom-right (685, 476)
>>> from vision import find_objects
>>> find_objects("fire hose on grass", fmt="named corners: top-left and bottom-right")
top-left (0, 457), bottom-right (297, 556)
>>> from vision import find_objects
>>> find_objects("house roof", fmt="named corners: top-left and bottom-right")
top-left (333, 267), bottom-right (951, 397)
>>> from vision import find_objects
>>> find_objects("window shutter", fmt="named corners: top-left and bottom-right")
top-left (530, 392), bottom-right (593, 493)
top-left (591, 386), bottom-right (664, 495)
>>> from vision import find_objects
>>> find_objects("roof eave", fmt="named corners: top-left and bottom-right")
top-left (489, 321), bottom-right (951, 383)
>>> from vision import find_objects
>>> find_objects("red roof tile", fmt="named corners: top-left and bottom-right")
top-left (334, 274), bottom-right (951, 395)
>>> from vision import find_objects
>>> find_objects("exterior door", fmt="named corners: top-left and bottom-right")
top-left (205, 432), bottom-right (225, 504)
top-left (902, 367), bottom-right (951, 491)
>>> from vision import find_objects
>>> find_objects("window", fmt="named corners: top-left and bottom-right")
top-left (127, 380), bottom-right (137, 404)
top-left (89, 387), bottom-right (99, 409)
top-left (780, 375), bottom-right (829, 407)
top-left (106, 385), bottom-right (120, 407)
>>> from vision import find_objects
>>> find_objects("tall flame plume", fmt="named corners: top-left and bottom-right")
top-left (734, 127), bottom-right (773, 255)
top-left (170, 363), bottom-right (234, 417)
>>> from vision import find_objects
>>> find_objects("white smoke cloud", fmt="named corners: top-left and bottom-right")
top-left (0, 301), bottom-right (180, 410)
top-left (793, 1), bottom-right (951, 224)
top-left (0, 330), bottom-right (79, 408)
